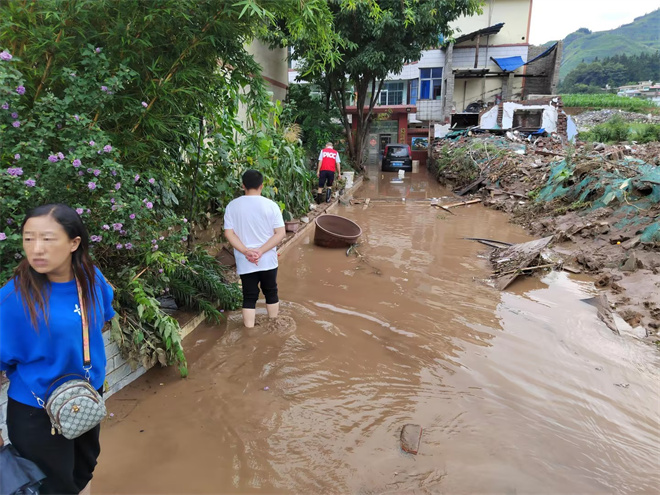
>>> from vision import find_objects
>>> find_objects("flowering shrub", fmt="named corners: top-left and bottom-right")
top-left (1, 47), bottom-right (240, 375)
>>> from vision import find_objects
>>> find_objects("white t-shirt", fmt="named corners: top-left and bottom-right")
top-left (224, 195), bottom-right (285, 275)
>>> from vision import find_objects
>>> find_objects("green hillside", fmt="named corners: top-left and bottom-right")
top-left (558, 9), bottom-right (660, 80)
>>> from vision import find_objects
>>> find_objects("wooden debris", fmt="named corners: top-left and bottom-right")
top-left (363, 198), bottom-right (371, 210)
top-left (400, 424), bottom-right (422, 455)
top-left (465, 237), bottom-right (513, 247)
top-left (455, 176), bottom-right (486, 196)
top-left (490, 236), bottom-right (555, 290)
top-left (443, 198), bottom-right (482, 209)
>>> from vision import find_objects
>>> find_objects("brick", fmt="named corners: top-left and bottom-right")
top-left (105, 342), bottom-right (121, 359)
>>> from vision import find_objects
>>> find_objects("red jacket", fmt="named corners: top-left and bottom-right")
top-left (319, 148), bottom-right (340, 172)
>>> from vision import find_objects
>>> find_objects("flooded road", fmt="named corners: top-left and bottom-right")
top-left (95, 167), bottom-right (660, 494)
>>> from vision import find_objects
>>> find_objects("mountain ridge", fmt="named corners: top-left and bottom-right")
top-left (555, 9), bottom-right (660, 80)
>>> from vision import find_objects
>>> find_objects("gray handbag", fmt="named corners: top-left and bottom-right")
top-left (31, 279), bottom-right (106, 440)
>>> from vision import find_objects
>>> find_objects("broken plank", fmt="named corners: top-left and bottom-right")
top-left (464, 237), bottom-right (513, 247)
top-left (443, 198), bottom-right (482, 209)
top-left (455, 176), bottom-right (486, 196)
top-left (400, 424), bottom-right (422, 455)
top-left (491, 236), bottom-right (554, 290)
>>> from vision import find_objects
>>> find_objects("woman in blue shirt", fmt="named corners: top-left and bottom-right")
top-left (0, 203), bottom-right (115, 494)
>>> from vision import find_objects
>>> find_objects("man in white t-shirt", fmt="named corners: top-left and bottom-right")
top-left (224, 170), bottom-right (286, 328)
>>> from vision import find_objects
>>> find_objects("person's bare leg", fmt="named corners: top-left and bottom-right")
top-left (266, 303), bottom-right (279, 318)
top-left (243, 308), bottom-right (256, 328)
top-left (80, 481), bottom-right (91, 495)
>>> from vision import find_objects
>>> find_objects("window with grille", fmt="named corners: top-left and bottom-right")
top-left (379, 81), bottom-right (404, 105)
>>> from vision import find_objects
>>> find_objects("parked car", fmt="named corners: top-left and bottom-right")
top-left (381, 143), bottom-right (412, 172)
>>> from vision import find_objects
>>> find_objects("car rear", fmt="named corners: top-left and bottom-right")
top-left (382, 144), bottom-right (412, 172)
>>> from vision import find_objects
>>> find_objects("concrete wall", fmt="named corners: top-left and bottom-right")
top-left (247, 40), bottom-right (288, 104)
top-left (452, 0), bottom-right (532, 46)
top-left (524, 42), bottom-right (563, 97)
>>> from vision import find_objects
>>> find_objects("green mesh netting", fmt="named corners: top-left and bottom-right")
top-left (641, 223), bottom-right (660, 243)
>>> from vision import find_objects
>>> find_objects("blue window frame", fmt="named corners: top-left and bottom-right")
top-left (419, 68), bottom-right (442, 99)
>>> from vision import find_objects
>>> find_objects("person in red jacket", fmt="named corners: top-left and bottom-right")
top-left (316, 142), bottom-right (341, 203)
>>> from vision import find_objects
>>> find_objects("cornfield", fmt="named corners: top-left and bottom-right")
top-left (562, 94), bottom-right (657, 113)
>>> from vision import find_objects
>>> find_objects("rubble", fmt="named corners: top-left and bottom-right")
top-left (430, 128), bottom-right (660, 341)
top-left (572, 109), bottom-right (660, 131)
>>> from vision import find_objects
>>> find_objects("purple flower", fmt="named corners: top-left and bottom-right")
top-left (12, 121), bottom-right (20, 127)
top-left (0, 233), bottom-right (6, 241)
top-left (74, 114), bottom-right (80, 121)
top-left (0, 50), bottom-right (12, 61)
top-left (78, 171), bottom-right (84, 176)
top-left (48, 155), bottom-right (58, 163)
top-left (72, 159), bottom-right (82, 167)
top-left (182, 236), bottom-right (188, 242)
top-left (24, 179), bottom-right (36, 187)
top-left (7, 219), bottom-right (13, 225)
top-left (119, 229), bottom-right (126, 235)
top-left (111, 170), bottom-right (117, 176)
top-left (90, 235), bottom-right (102, 242)
top-left (134, 174), bottom-right (140, 182)
top-left (152, 244), bottom-right (158, 251)
top-left (159, 236), bottom-right (164, 241)
top-left (93, 169), bottom-right (101, 176)
top-left (57, 123), bottom-right (62, 129)
top-left (87, 209), bottom-right (91, 214)
top-left (70, 73), bottom-right (76, 78)
top-left (1, 102), bottom-right (8, 110)
top-left (112, 223), bottom-right (123, 231)
top-left (103, 145), bottom-right (112, 153)
top-left (149, 178), bottom-right (155, 184)
top-left (158, 269), bottom-right (164, 273)
top-left (101, 86), bottom-right (108, 92)
top-left (102, 224), bottom-right (110, 230)
top-left (14, 154), bottom-right (20, 160)
top-left (16, 86), bottom-right (25, 95)
top-left (76, 208), bottom-right (84, 215)
top-left (88, 182), bottom-right (96, 190)
top-left (110, 198), bottom-right (115, 204)
top-left (129, 214), bottom-right (135, 219)
top-left (87, 168), bottom-right (92, 173)
top-left (57, 152), bottom-right (64, 160)
top-left (125, 243), bottom-right (133, 250)
top-left (183, 218), bottom-right (188, 223)
top-left (111, 205), bottom-right (117, 210)
top-left (95, 47), bottom-right (102, 53)
top-left (141, 101), bottom-right (148, 108)
top-left (11, 112), bottom-right (18, 119)
top-left (151, 239), bottom-right (157, 244)
top-left (114, 182), bottom-right (121, 190)
top-left (146, 202), bottom-right (153, 209)
top-left (97, 150), bottom-right (102, 154)
top-left (89, 140), bottom-right (95, 146)
top-left (7, 167), bottom-right (23, 176)
top-left (116, 243), bottom-right (123, 250)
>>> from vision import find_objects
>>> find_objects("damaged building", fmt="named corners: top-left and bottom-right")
top-left (289, 0), bottom-right (563, 168)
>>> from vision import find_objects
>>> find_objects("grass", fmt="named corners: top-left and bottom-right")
top-left (580, 116), bottom-right (660, 143)
top-left (562, 94), bottom-right (657, 113)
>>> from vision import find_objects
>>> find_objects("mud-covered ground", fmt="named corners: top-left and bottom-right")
top-left (431, 133), bottom-right (660, 344)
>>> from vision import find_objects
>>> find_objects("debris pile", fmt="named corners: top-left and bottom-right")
top-left (430, 132), bottom-right (660, 339)
top-left (572, 109), bottom-right (660, 131)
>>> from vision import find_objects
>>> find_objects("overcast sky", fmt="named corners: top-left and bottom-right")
top-left (529, 0), bottom-right (659, 45)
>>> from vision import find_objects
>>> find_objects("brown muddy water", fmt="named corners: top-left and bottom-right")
top-left (95, 167), bottom-right (660, 494)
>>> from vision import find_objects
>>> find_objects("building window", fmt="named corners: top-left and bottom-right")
top-left (409, 79), bottom-right (418, 105)
top-left (419, 68), bottom-right (442, 99)
top-left (379, 81), bottom-right (404, 105)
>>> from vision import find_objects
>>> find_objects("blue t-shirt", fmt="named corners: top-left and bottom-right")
top-left (0, 267), bottom-right (115, 407)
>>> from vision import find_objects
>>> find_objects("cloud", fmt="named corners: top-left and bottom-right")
top-left (529, 0), bottom-right (659, 44)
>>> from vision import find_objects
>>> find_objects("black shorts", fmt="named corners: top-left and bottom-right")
top-left (240, 267), bottom-right (279, 309)
top-left (319, 170), bottom-right (335, 188)
top-left (6, 395), bottom-right (102, 494)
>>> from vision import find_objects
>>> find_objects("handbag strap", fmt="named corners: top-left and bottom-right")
top-left (75, 277), bottom-right (91, 368)
top-left (31, 276), bottom-right (92, 408)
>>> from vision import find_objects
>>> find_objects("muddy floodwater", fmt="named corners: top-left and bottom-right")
top-left (95, 167), bottom-right (660, 494)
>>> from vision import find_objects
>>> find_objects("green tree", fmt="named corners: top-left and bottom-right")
top-left (292, 0), bottom-right (481, 171)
